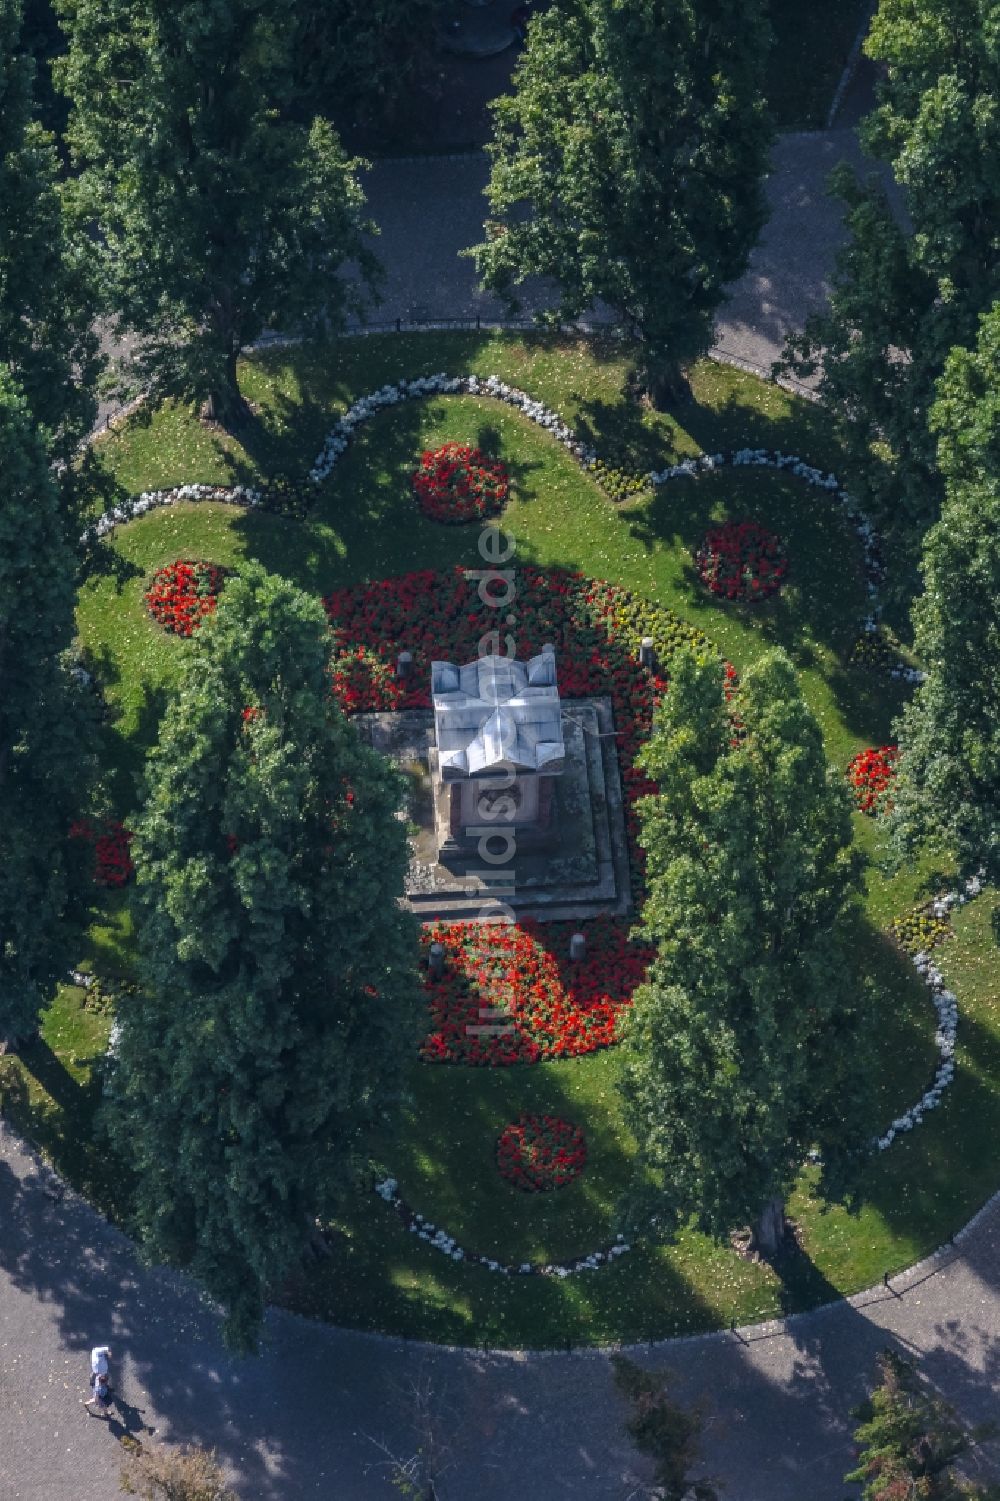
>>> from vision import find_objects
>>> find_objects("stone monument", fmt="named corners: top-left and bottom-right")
top-left (430, 647), bottom-right (565, 852)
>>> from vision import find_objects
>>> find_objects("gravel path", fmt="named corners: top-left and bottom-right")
top-left (3, 1119), bottom-right (999, 1501)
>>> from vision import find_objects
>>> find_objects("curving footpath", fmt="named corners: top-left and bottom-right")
top-left (2, 1117), bottom-right (999, 1501)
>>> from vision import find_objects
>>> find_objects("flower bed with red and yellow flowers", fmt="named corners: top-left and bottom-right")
top-left (144, 559), bottom-right (230, 636)
top-left (323, 565), bottom-right (732, 1063)
top-left (695, 519), bottom-right (788, 602)
top-left (68, 818), bottom-right (134, 888)
top-left (411, 442), bottom-right (509, 524)
top-left (847, 744), bottom-right (899, 815)
top-left (496, 1114), bottom-right (587, 1192)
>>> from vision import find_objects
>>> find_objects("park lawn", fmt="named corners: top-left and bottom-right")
top-left (6, 330), bottom-right (996, 1347)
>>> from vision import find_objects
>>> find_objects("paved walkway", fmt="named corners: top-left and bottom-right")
top-left (93, 119), bottom-right (896, 433)
top-left (3, 1120), bottom-right (999, 1501)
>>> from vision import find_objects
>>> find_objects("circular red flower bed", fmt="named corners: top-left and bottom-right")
top-left (411, 442), bottom-right (509, 523)
top-left (847, 744), bottom-right (899, 815)
top-left (695, 519), bottom-right (788, 602)
top-left (496, 1114), bottom-right (587, 1192)
top-left (323, 565), bottom-right (733, 1063)
top-left (145, 559), bottom-right (230, 636)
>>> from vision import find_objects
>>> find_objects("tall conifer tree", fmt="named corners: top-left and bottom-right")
top-left (110, 565), bottom-right (418, 1349)
top-left (0, 375), bottom-right (95, 1049)
top-left (781, 0), bottom-right (1000, 578)
top-left (886, 306), bottom-right (1000, 885)
top-left (620, 649), bottom-right (869, 1253)
top-left (0, 0), bottom-right (99, 458)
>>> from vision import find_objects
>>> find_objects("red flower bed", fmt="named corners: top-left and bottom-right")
top-left (497, 1114), bottom-right (587, 1192)
top-left (411, 442), bottom-right (509, 524)
top-left (145, 559), bottom-right (230, 636)
top-left (695, 519), bottom-right (788, 602)
top-left (323, 566), bottom-right (731, 1063)
top-left (847, 744), bottom-right (899, 815)
top-left (419, 918), bottom-right (652, 1064)
top-left (69, 818), bottom-right (134, 887)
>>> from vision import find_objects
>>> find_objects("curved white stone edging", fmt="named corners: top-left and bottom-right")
top-left (80, 482), bottom-right (264, 545)
top-left (874, 870), bottom-right (983, 1150)
top-left (373, 1175), bottom-right (632, 1278)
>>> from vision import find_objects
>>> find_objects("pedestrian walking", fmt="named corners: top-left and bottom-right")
top-left (83, 1372), bottom-right (113, 1417)
top-left (90, 1344), bottom-right (113, 1388)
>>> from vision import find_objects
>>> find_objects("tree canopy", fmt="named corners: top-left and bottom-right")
top-left (292, 0), bottom-right (444, 142)
top-left (0, 373), bottom-right (96, 1047)
top-left (886, 305), bottom-right (1000, 886)
top-left (472, 0), bottom-right (772, 404)
top-left (846, 1350), bottom-right (1000, 1500)
top-left (0, 0), bottom-right (99, 457)
top-left (109, 564), bottom-right (419, 1348)
top-left (56, 0), bottom-right (379, 425)
top-left (780, 0), bottom-right (1000, 582)
top-left (619, 648), bottom-right (869, 1253)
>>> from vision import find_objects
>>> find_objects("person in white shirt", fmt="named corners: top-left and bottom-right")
top-left (90, 1346), bottom-right (112, 1383)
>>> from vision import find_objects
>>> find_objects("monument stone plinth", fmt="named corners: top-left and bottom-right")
top-left (430, 648), bottom-right (565, 852)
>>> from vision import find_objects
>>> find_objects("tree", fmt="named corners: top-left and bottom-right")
top-left (108, 563), bottom-right (419, 1350)
top-left (0, 374), bottom-right (96, 1049)
top-left (120, 1440), bottom-right (238, 1501)
top-left (846, 1350), bottom-right (1000, 1500)
top-left (619, 648), bottom-right (869, 1254)
top-left (56, 0), bottom-right (380, 427)
top-left (885, 306), bottom-right (1000, 886)
top-left (0, 0), bottom-right (99, 458)
top-left (612, 1355), bottom-right (718, 1501)
top-left (780, 0), bottom-right (1000, 580)
top-left (292, 0), bottom-right (444, 142)
top-left (471, 0), bottom-right (772, 406)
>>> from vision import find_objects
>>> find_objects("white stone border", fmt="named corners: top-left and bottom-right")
top-left (874, 871), bottom-right (983, 1149)
top-left (373, 1175), bottom-right (632, 1279)
top-left (80, 482), bottom-right (264, 545)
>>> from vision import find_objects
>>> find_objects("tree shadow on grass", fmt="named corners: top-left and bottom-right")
top-left (224, 392), bottom-right (546, 600)
top-left (858, 992), bottom-right (1000, 1259)
top-left (107, 677), bottom-right (172, 813)
top-left (823, 657), bottom-right (914, 745)
top-left (621, 466), bottom-right (862, 671)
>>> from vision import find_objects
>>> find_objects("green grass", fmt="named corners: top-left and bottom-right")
top-left (0, 983), bottom-right (118, 1217)
top-left (86, 332), bottom-right (900, 800)
top-left (8, 329), bottom-right (997, 1347)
